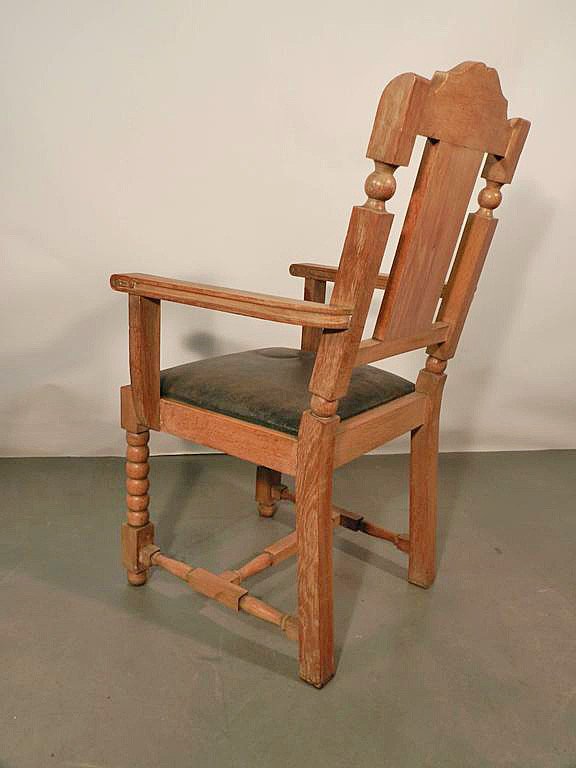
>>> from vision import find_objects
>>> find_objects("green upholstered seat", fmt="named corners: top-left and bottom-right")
top-left (160, 347), bottom-right (414, 436)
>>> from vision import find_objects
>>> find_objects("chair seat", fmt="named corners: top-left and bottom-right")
top-left (160, 347), bottom-right (414, 436)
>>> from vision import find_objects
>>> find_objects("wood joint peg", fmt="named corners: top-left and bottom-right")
top-left (219, 569), bottom-right (243, 584)
top-left (121, 521), bottom-right (155, 572)
top-left (187, 568), bottom-right (248, 611)
top-left (396, 534), bottom-right (410, 554)
top-left (281, 614), bottom-right (299, 642)
top-left (139, 543), bottom-right (161, 569)
top-left (270, 483), bottom-right (289, 501)
top-left (339, 509), bottom-right (365, 532)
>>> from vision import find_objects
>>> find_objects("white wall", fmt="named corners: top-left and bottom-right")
top-left (1, 0), bottom-right (575, 457)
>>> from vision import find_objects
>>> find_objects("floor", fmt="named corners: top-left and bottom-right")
top-left (1, 451), bottom-right (575, 768)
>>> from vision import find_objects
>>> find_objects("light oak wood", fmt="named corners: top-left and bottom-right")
top-left (120, 385), bottom-right (147, 434)
top-left (255, 466), bottom-right (282, 517)
top-left (482, 118), bottom-right (530, 184)
top-left (301, 277), bottom-right (327, 353)
top-left (291, 262), bottom-right (446, 300)
top-left (238, 596), bottom-right (298, 641)
top-left (355, 322), bottom-right (449, 365)
top-left (220, 511), bottom-right (347, 586)
top-left (418, 62), bottom-right (510, 154)
top-left (334, 392), bottom-right (427, 468)
top-left (428, 211), bottom-right (497, 360)
top-left (129, 296), bottom-right (160, 430)
top-left (110, 61), bottom-right (529, 688)
top-left (291, 262), bottom-right (390, 290)
top-left (151, 550), bottom-right (298, 639)
top-left (160, 398), bottom-right (297, 476)
top-left (296, 410), bottom-right (338, 687)
top-left (122, 429), bottom-right (154, 585)
top-left (408, 358), bottom-right (447, 587)
top-left (111, 273), bottom-right (352, 330)
top-left (310, 202), bottom-right (395, 403)
top-left (374, 140), bottom-right (483, 342)
top-left (367, 71), bottom-right (430, 166)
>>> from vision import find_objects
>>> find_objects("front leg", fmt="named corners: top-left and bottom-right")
top-left (122, 429), bottom-right (154, 585)
top-left (296, 407), bottom-right (338, 688)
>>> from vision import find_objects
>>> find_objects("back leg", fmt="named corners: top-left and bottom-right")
top-left (408, 357), bottom-right (446, 588)
top-left (255, 465), bottom-right (281, 518)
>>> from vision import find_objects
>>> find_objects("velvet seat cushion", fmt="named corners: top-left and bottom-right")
top-left (160, 347), bottom-right (415, 436)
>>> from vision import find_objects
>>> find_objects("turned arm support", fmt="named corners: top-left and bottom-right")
top-left (110, 272), bottom-right (352, 330)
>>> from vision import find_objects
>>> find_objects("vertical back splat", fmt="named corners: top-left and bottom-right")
top-left (365, 62), bottom-right (528, 354)
top-left (373, 140), bottom-right (483, 341)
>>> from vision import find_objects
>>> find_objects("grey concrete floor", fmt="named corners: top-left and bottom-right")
top-left (1, 451), bottom-right (575, 768)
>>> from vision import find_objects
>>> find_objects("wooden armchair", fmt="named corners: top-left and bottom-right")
top-left (111, 62), bottom-right (529, 688)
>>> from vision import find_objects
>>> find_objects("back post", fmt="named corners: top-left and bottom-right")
top-left (296, 85), bottom-right (411, 687)
top-left (364, 63), bottom-right (529, 587)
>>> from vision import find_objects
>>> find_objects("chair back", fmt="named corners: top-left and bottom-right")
top-left (309, 62), bottom-right (529, 403)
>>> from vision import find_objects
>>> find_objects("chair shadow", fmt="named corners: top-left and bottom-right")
top-left (247, 495), bottom-right (409, 668)
top-left (434, 182), bottom-right (549, 569)
top-left (442, 183), bottom-right (553, 455)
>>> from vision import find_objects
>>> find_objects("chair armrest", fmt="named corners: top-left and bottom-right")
top-left (110, 273), bottom-right (352, 329)
top-left (289, 263), bottom-right (391, 290)
top-left (289, 263), bottom-right (448, 297)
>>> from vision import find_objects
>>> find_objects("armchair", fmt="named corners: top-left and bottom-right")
top-left (111, 61), bottom-right (529, 687)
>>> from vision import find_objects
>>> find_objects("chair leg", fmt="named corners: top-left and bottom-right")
top-left (123, 429), bottom-right (153, 586)
top-left (255, 466), bottom-right (281, 518)
top-left (408, 357), bottom-right (446, 588)
top-left (296, 410), bottom-right (338, 688)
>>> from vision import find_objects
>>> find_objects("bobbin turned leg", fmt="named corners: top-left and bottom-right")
top-left (122, 430), bottom-right (154, 586)
top-left (296, 403), bottom-right (338, 688)
top-left (408, 357), bottom-right (446, 588)
top-left (255, 466), bottom-right (281, 518)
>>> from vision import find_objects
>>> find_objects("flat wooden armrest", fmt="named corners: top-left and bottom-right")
top-left (110, 272), bottom-right (352, 329)
top-left (290, 262), bottom-right (391, 290)
top-left (290, 263), bottom-right (448, 297)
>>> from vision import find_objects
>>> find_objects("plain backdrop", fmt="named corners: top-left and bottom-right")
top-left (1, 0), bottom-right (575, 457)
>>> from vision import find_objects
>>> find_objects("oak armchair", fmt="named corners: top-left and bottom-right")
top-left (111, 62), bottom-right (529, 688)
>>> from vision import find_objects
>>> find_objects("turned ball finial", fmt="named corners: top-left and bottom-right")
top-left (425, 356), bottom-right (447, 375)
top-left (364, 162), bottom-right (397, 212)
top-left (478, 180), bottom-right (503, 217)
top-left (310, 394), bottom-right (338, 418)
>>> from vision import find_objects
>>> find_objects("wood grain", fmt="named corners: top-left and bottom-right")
top-left (291, 262), bottom-right (390, 291)
top-left (129, 295), bottom-right (160, 429)
top-left (123, 429), bottom-right (154, 586)
top-left (112, 273), bottom-right (352, 330)
top-left (120, 385), bottom-right (147, 434)
top-left (418, 62), bottom-right (510, 154)
top-left (310, 204), bottom-right (395, 402)
top-left (296, 410), bottom-right (338, 687)
top-left (355, 323), bottom-right (449, 365)
top-left (255, 466), bottom-right (282, 517)
top-left (110, 61), bottom-right (530, 687)
top-left (374, 140), bottom-right (483, 341)
top-left (408, 359), bottom-right (447, 588)
top-left (301, 277), bottom-right (327, 353)
top-left (482, 117), bottom-right (530, 184)
top-left (367, 71), bottom-right (430, 166)
top-left (334, 392), bottom-right (426, 468)
top-left (160, 398), bottom-right (297, 476)
top-left (428, 212), bottom-right (497, 360)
